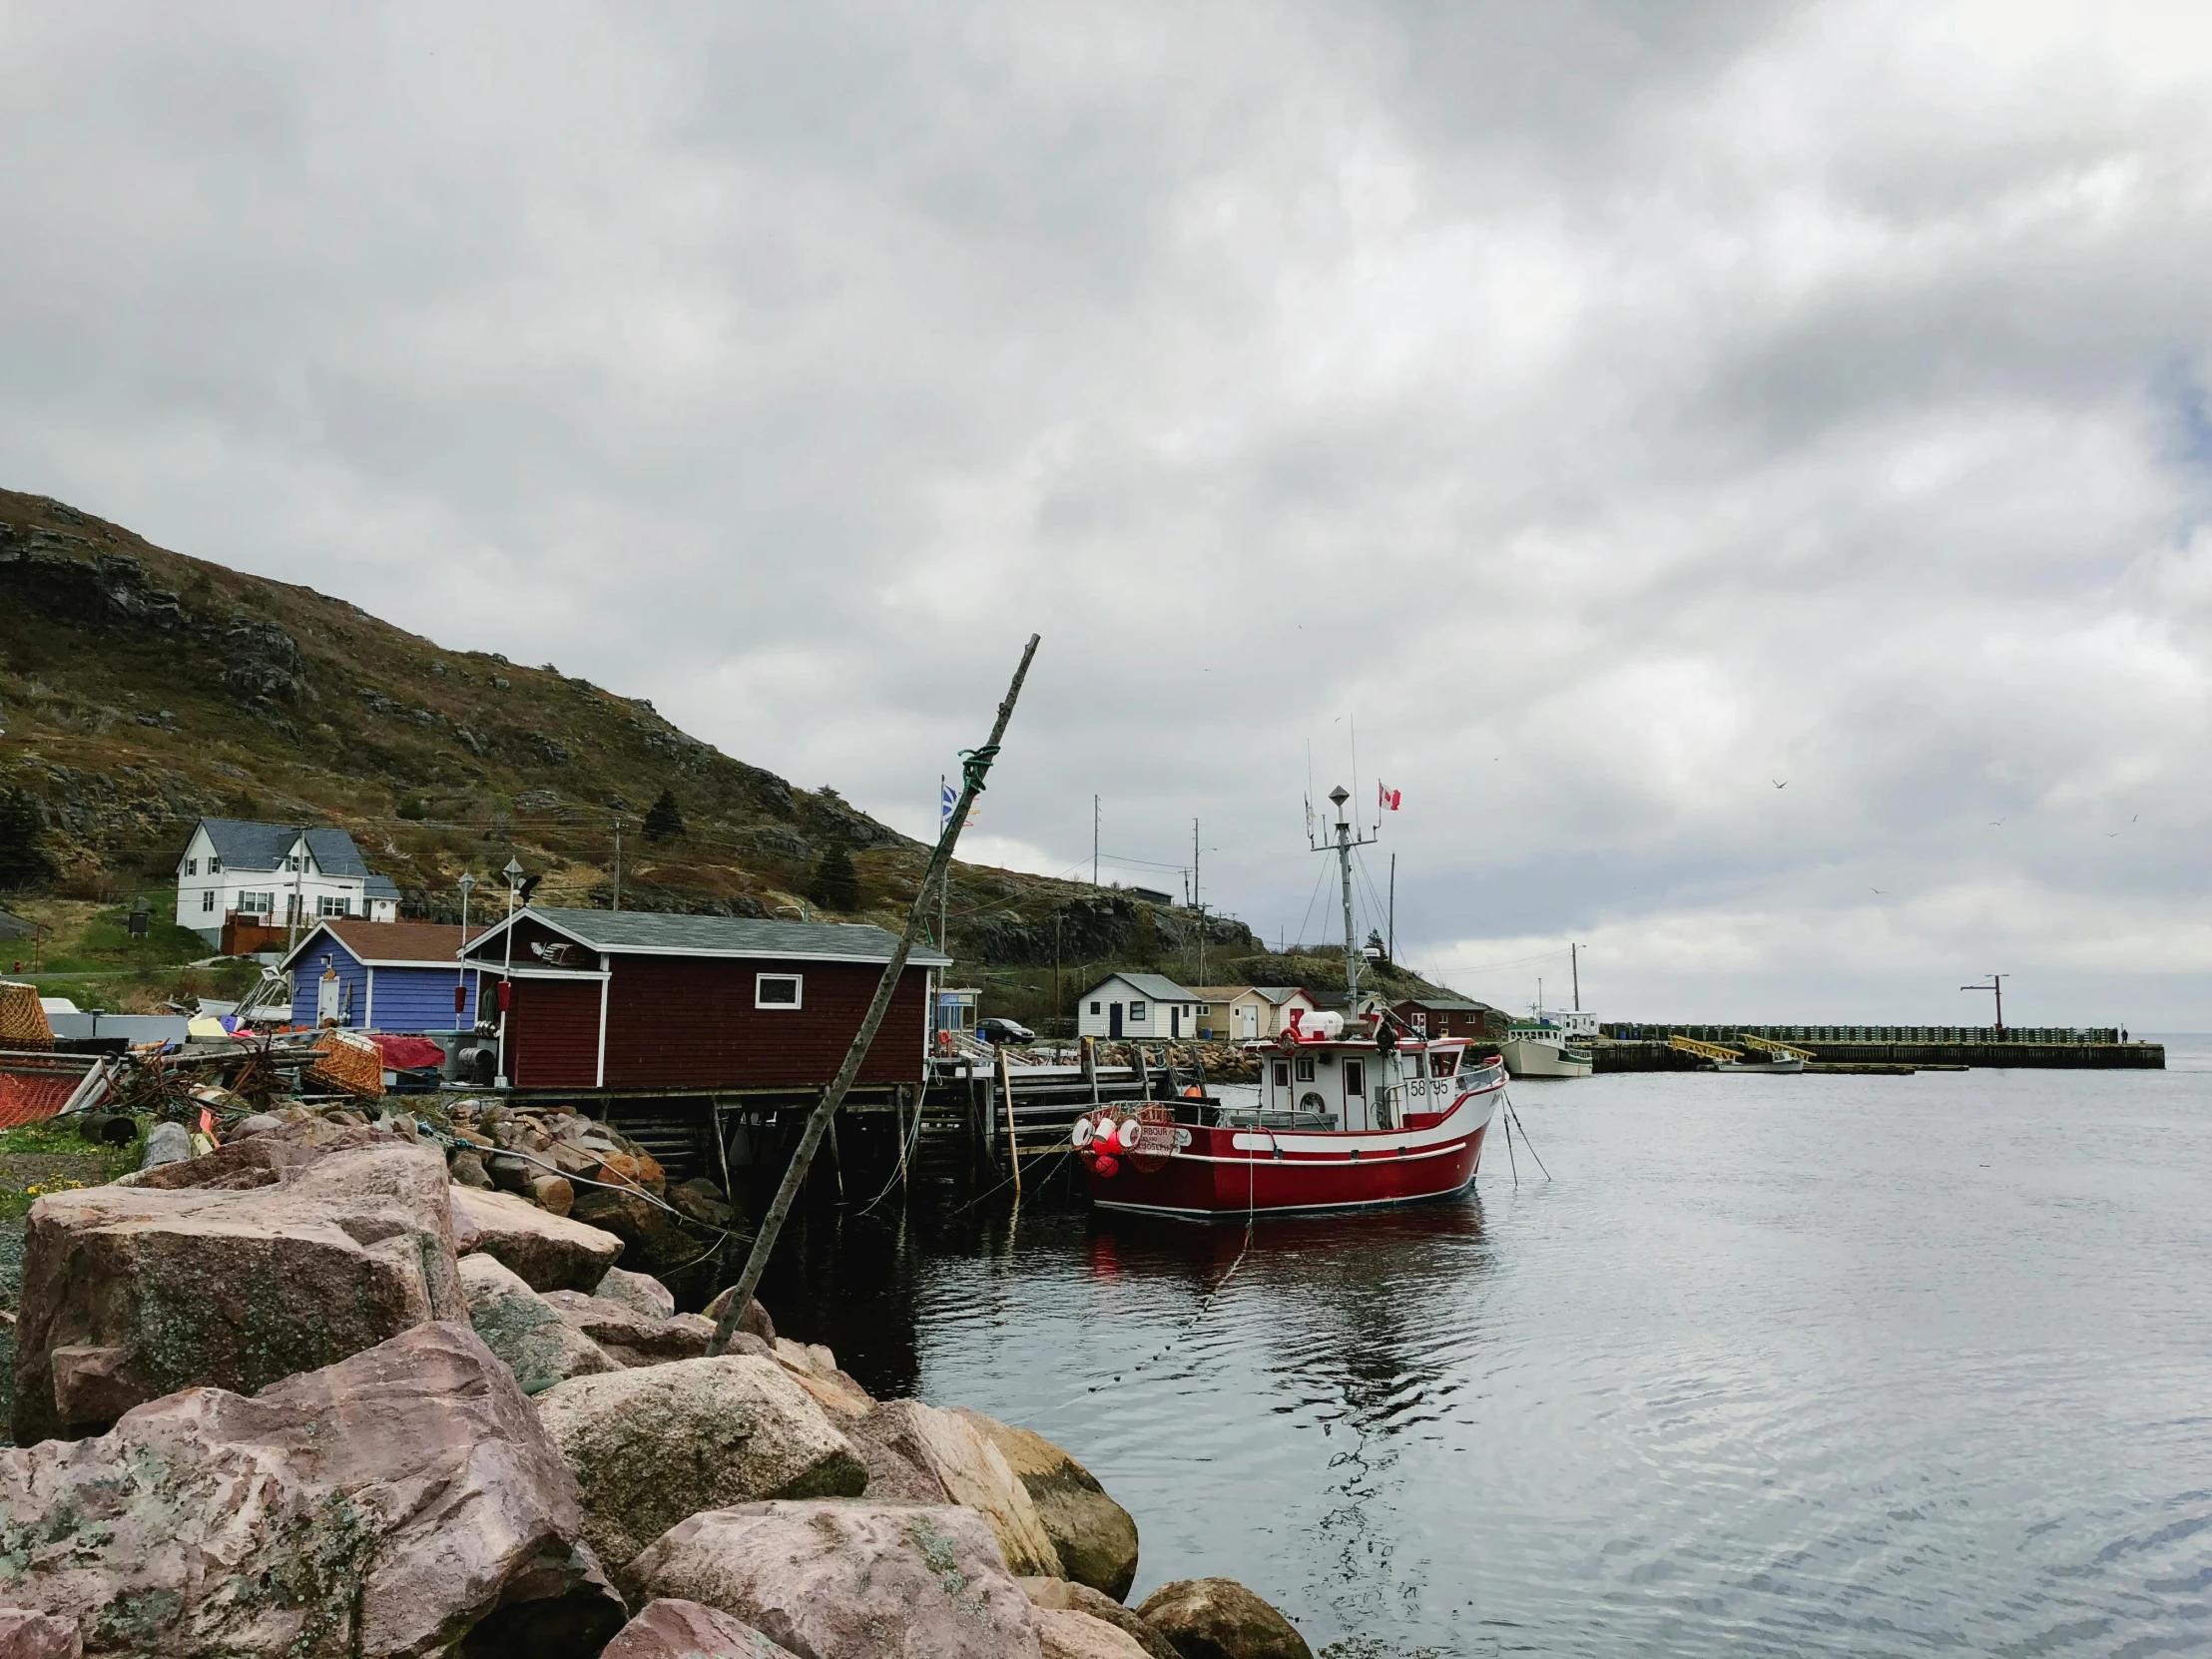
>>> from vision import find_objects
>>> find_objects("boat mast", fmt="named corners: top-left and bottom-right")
top-left (1330, 785), bottom-right (1360, 1007)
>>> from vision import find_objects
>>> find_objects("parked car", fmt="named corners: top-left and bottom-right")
top-left (976, 1017), bottom-right (1037, 1046)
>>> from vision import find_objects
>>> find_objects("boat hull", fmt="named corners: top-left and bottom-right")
top-left (1080, 1074), bottom-right (1503, 1221)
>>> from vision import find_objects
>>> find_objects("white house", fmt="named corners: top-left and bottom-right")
top-left (1190, 985), bottom-right (1321, 1042)
top-left (1075, 972), bottom-right (1206, 1041)
top-left (175, 818), bottom-right (400, 945)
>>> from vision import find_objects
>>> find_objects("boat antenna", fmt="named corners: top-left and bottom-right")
top-left (1318, 784), bottom-right (1376, 1009)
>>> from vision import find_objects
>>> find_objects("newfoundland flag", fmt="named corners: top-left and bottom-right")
top-left (1378, 782), bottom-right (1401, 812)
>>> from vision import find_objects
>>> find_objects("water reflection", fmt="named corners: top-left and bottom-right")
top-left (755, 1072), bottom-right (2212, 1657)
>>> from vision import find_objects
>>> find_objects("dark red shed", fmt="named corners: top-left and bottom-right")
top-left (1392, 996), bottom-right (1507, 1043)
top-left (459, 906), bottom-right (951, 1094)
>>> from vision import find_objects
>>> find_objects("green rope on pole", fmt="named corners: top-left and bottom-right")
top-left (958, 744), bottom-right (1000, 794)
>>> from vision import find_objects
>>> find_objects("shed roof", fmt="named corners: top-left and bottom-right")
top-left (1086, 971), bottom-right (1202, 1002)
top-left (469, 906), bottom-right (952, 968)
top-left (1395, 997), bottom-right (1497, 1013)
top-left (193, 818), bottom-right (371, 878)
top-left (280, 919), bottom-right (475, 971)
top-left (364, 874), bottom-right (401, 900)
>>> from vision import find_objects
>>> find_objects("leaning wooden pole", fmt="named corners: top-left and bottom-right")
top-left (707, 634), bottom-right (1041, 1354)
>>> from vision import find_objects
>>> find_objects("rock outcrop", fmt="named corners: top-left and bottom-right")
top-left (847, 1398), bottom-right (1063, 1578)
top-left (603, 1598), bottom-right (798, 1659)
top-left (628, 1500), bottom-right (1043, 1659)
top-left (13, 1128), bottom-right (464, 1443)
top-left (534, 1356), bottom-right (867, 1579)
top-left (459, 1252), bottom-right (621, 1394)
top-left (452, 1185), bottom-right (626, 1292)
top-left (0, 1323), bottom-right (625, 1657)
top-left (1136, 1579), bottom-right (1313, 1659)
top-left (962, 1408), bottom-right (1141, 1600)
top-left (1020, 1578), bottom-right (1181, 1659)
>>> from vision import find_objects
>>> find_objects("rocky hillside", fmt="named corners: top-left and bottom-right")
top-left (0, 488), bottom-right (1300, 1000)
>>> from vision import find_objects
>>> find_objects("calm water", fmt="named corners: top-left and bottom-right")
top-left (758, 1042), bottom-right (2212, 1658)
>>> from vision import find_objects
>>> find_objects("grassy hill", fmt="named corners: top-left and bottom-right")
top-left (0, 487), bottom-right (1465, 1025)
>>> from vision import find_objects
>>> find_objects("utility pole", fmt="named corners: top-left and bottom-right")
top-left (1571, 943), bottom-right (1580, 1011)
top-left (495, 854), bottom-right (522, 1089)
top-left (612, 818), bottom-right (622, 911)
top-left (285, 826), bottom-right (306, 954)
top-left (1053, 911), bottom-right (1063, 1039)
top-left (1961, 972), bottom-right (2008, 1037)
top-left (1093, 795), bottom-right (1100, 887)
top-left (1192, 818), bottom-right (1204, 988)
top-left (1387, 853), bottom-right (1395, 963)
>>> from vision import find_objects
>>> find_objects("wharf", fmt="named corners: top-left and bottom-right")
top-left (1593, 1037), bottom-right (2162, 1073)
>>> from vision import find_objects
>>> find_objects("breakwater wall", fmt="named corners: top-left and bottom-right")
top-left (1593, 1039), bottom-right (2163, 1072)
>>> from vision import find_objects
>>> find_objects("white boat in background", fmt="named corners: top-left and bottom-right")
top-left (1500, 1017), bottom-right (1594, 1078)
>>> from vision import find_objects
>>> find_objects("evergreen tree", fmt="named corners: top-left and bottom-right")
top-left (0, 787), bottom-right (56, 890)
top-left (642, 788), bottom-right (685, 843)
top-left (809, 841), bottom-right (860, 911)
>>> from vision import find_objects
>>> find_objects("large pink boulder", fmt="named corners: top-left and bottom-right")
top-left (0, 1610), bottom-right (81, 1659)
top-left (603, 1598), bottom-right (798, 1659)
top-left (452, 1186), bottom-right (626, 1291)
top-left (12, 1129), bottom-right (465, 1442)
top-left (543, 1289), bottom-right (719, 1367)
top-left (0, 1323), bottom-right (625, 1657)
top-left (628, 1500), bottom-right (1042, 1659)
top-left (847, 1398), bottom-right (1062, 1577)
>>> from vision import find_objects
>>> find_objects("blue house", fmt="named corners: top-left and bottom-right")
top-left (278, 920), bottom-right (482, 1031)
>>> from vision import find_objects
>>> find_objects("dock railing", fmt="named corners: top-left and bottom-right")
top-left (1603, 1024), bottom-right (2125, 1045)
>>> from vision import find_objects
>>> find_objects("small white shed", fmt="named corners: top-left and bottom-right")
top-left (1075, 972), bottom-right (1206, 1041)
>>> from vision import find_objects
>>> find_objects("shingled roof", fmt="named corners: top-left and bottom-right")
top-left (468, 905), bottom-right (952, 968)
top-left (193, 818), bottom-right (370, 878)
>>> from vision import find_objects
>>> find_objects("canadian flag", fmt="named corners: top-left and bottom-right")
top-left (1378, 783), bottom-right (1401, 812)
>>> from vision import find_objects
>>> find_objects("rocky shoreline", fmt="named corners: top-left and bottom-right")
top-left (0, 1109), bottom-right (1315, 1658)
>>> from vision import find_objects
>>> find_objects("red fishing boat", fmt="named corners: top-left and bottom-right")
top-left (1074, 783), bottom-right (1506, 1220)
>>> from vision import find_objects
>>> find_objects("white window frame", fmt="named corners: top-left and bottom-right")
top-left (1090, 1000), bottom-right (1101, 1014)
top-left (318, 895), bottom-right (351, 918)
top-left (1295, 1055), bottom-right (1317, 1082)
top-left (1129, 1000), bottom-right (1147, 1022)
top-left (202, 889), bottom-right (216, 913)
top-left (1345, 1059), bottom-right (1366, 1096)
top-left (208, 855), bottom-right (222, 873)
top-left (239, 891), bottom-right (275, 915)
top-left (185, 857), bottom-right (198, 875)
top-left (756, 972), bottom-right (804, 1009)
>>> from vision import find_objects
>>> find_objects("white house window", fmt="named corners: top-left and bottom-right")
top-left (1129, 1000), bottom-right (1147, 1022)
top-left (318, 896), bottom-right (350, 918)
top-left (1090, 1001), bottom-right (1101, 1014)
top-left (202, 890), bottom-right (216, 913)
top-left (239, 892), bottom-right (275, 914)
top-left (185, 857), bottom-right (198, 876)
top-left (756, 973), bottom-right (803, 1009)
top-left (208, 856), bottom-right (222, 873)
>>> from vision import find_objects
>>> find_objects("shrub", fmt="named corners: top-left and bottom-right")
top-left (809, 842), bottom-right (859, 911)
top-left (643, 788), bottom-right (685, 843)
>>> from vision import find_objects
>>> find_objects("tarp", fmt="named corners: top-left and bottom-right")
top-left (367, 1034), bottom-right (447, 1072)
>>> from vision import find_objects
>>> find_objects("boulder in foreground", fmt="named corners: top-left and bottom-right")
top-left (534, 1355), bottom-right (867, 1578)
top-left (0, 1609), bottom-right (81, 1659)
top-left (629, 1500), bottom-right (1041, 1659)
top-left (544, 1289), bottom-right (718, 1367)
top-left (848, 1398), bottom-right (1063, 1577)
top-left (962, 1407), bottom-right (1140, 1599)
top-left (603, 1597), bottom-right (798, 1659)
top-left (452, 1185), bottom-right (626, 1291)
top-left (1020, 1579), bottom-right (1182, 1659)
top-left (459, 1252), bottom-right (622, 1393)
top-left (13, 1127), bottom-right (464, 1443)
top-left (1040, 1607), bottom-right (1154, 1659)
top-left (1136, 1579), bottom-right (1313, 1659)
top-left (0, 1322), bottom-right (625, 1658)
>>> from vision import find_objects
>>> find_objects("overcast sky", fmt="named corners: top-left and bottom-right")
top-left (6, 2), bottom-right (2210, 1026)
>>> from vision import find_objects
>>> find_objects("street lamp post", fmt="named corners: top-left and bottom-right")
top-left (457, 871), bottom-right (476, 1027)
top-left (494, 856), bottom-right (523, 1088)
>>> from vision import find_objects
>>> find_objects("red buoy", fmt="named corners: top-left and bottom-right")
top-left (1093, 1154), bottom-right (1121, 1178)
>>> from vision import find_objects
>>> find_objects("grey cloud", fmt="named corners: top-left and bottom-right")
top-left (3, 1), bottom-right (2210, 1023)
